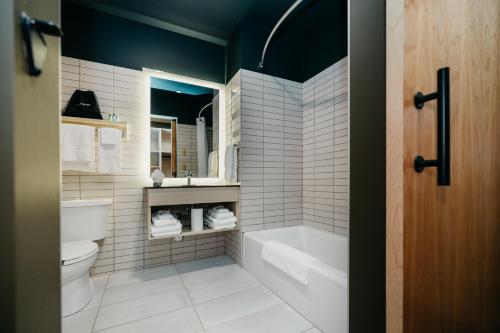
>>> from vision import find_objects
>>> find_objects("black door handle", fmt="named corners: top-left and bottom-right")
top-left (413, 67), bottom-right (450, 186)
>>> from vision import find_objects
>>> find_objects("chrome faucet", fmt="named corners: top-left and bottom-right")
top-left (185, 170), bottom-right (192, 186)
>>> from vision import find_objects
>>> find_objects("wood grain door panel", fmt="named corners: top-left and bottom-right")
top-left (403, 1), bottom-right (500, 332)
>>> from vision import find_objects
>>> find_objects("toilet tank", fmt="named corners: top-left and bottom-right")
top-left (61, 199), bottom-right (112, 242)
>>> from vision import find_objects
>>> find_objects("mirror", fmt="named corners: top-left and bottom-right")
top-left (149, 77), bottom-right (220, 178)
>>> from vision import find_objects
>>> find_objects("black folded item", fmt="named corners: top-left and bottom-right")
top-left (63, 90), bottom-right (103, 119)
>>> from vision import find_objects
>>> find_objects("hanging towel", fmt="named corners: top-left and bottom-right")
top-left (208, 151), bottom-right (218, 177)
top-left (261, 241), bottom-right (319, 286)
top-left (196, 117), bottom-right (208, 177)
top-left (98, 128), bottom-right (121, 173)
top-left (61, 124), bottom-right (96, 172)
top-left (224, 144), bottom-right (237, 183)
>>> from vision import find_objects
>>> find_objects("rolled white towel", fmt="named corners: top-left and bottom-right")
top-left (206, 215), bottom-right (237, 225)
top-left (151, 222), bottom-right (182, 234)
top-left (152, 216), bottom-right (179, 228)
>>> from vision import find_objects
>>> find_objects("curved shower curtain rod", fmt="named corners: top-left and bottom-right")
top-left (258, 0), bottom-right (305, 70)
top-left (198, 101), bottom-right (213, 119)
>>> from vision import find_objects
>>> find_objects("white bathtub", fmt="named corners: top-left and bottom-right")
top-left (243, 225), bottom-right (348, 333)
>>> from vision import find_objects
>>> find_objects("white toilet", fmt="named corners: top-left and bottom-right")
top-left (60, 199), bottom-right (111, 317)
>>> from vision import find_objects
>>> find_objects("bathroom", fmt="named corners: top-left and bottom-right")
top-left (2, 1), bottom-right (500, 333)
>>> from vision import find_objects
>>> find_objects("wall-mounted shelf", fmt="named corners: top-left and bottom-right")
top-left (61, 116), bottom-right (127, 138)
top-left (146, 185), bottom-right (240, 240)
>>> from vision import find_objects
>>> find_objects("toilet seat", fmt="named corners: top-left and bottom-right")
top-left (61, 241), bottom-right (98, 266)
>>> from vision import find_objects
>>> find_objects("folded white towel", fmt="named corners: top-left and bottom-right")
top-left (205, 220), bottom-right (236, 230)
top-left (206, 215), bottom-right (237, 225)
top-left (208, 211), bottom-right (234, 219)
top-left (208, 206), bottom-right (229, 214)
top-left (152, 217), bottom-right (179, 228)
top-left (261, 241), bottom-right (319, 286)
top-left (154, 212), bottom-right (175, 220)
top-left (61, 124), bottom-right (96, 171)
top-left (98, 128), bottom-right (121, 173)
top-left (151, 222), bottom-right (182, 234)
top-left (151, 229), bottom-right (182, 237)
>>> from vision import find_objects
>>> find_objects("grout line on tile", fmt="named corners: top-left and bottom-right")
top-left (91, 275), bottom-right (110, 332)
top-left (174, 263), bottom-right (206, 332)
top-left (92, 304), bottom-right (195, 333)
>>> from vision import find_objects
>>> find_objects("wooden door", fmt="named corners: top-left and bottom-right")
top-left (403, 1), bottom-right (500, 332)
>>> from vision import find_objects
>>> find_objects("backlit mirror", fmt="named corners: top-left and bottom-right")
top-left (148, 75), bottom-right (222, 179)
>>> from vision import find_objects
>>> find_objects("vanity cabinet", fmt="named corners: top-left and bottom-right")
top-left (145, 185), bottom-right (239, 239)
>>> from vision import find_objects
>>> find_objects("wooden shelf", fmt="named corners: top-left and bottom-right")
top-left (62, 116), bottom-right (127, 138)
top-left (145, 186), bottom-right (239, 240)
top-left (150, 225), bottom-right (238, 240)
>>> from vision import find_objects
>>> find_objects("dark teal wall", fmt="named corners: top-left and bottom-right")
top-left (227, 0), bottom-right (347, 83)
top-left (150, 89), bottom-right (213, 126)
top-left (62, 0), bottom-right (346, 84)
top-left (61, 1), bottom-right (226, 83)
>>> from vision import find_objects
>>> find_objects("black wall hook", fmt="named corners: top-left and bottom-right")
top-left (20, 11), bottom-right (63, 76)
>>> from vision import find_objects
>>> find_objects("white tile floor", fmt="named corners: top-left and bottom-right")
top-left (63, 255), bottom-right (319, 333)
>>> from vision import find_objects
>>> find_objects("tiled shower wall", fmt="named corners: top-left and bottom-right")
top-left (224, 56), bottom-right (349, 263)
top-left (60, 57), bottom-right (224, 275)
top-left (303, 57), bottom-right (349, 235)
top-left (223, 69), bottom-right (304, 263)
top-left (177, 124), bottom-right (198, 177)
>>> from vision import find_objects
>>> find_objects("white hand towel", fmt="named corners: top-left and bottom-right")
top-left (61, 124), bottom-right (96, 171)
top-left (151, 222), bottom-right (182, 234)
top-left (152, 217), bottom-right (179, 228)
top-left (261, 241), bottom-right (319, 286)
top-left (208, 151), bottom-right (218, 177)
top-left (224, 144), bottom-right (237, 182)
top-left (98, 128), bottom-right (121, 173)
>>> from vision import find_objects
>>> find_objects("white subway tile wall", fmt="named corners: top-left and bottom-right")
top-left (224, 71), bottom-right (242, 263)
top-left (177, 124), bottom-right (198, 177)
top-left (224, 56), bottom-right (349, 263)
top-left (303, 57), bottom-right (349, 235)
top-left (61, 57), bottom-right (224, 275)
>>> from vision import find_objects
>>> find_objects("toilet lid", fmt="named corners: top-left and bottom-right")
top-left (61, 241), bottom-right (98, 266)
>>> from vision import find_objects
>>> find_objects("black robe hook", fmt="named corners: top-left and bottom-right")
top-left (20, 11), bottom-right (63, 76)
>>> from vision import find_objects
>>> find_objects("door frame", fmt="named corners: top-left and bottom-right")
top-left (349, 0), bottom-right (387, 332)
top-left (386, 0), bottom-right (404, 332)
top-left (386, 0), bottom-right (404, 333)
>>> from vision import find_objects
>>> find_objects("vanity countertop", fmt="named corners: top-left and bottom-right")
top-left (145, 183), bottom-right (240, 189)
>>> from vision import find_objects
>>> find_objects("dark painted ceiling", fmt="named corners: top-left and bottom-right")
top-left (67, 0), bottom-right (297, 41)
